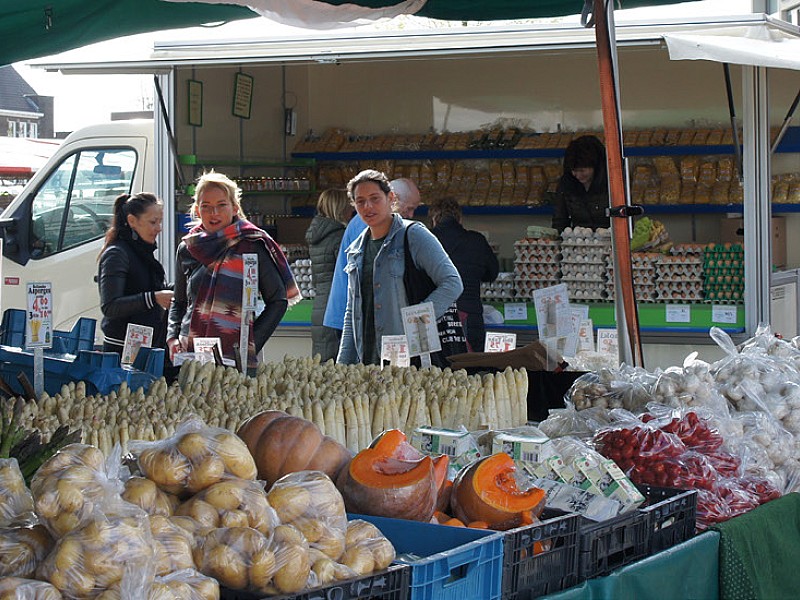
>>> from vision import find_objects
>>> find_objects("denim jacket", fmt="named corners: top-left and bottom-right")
top-left (337, 214), bottom-right (463, 365)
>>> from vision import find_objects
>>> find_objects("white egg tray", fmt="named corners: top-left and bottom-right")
top-left (514, 263), bottom-right (561, 278)
top-left (561, 263), bottom-right (607, 278)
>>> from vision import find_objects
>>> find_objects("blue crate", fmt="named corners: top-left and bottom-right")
top-left (0, 308), bottom-right (95, 354)
top-left (352, 514), bottom-right (504, 600)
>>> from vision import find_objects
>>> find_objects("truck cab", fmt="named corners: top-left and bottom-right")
top-left (0, 120), bottom-right (154, 336)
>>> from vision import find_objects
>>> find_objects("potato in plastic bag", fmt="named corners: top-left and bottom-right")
top-left (36, 506), bottom-right (154, 598)
top-left (149, 516), bottom-right (196, 576)
top-left (175, 478), bottom-right (278, 536)
top-left (0, 577), bottom-right (62, 600)
top-left (0, 525), bottom-right (54, 578)
top-left (30, 444), bottom-right (124, 538)
top-left (96, 568), bottom-right (218, 600)
top-left (131, 416), bottom-right (256, 497)
top-left (0, 459), bottom-right (36, 527)
top-left (342, 520), bottom-right (396, 573)
top-left (122, 477), bottom-right (180, 517)
top-left (267, 471), bottom-right (346, 559)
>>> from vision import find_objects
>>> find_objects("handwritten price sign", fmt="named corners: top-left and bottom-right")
top-left (26, 282), bottom-right (53, 348)
top-left (484, 332), bottom-right (517, 353)
top-left (381, 335), bottom-right (410, 367)
top-left (597, 328), bottom-right (618, 357)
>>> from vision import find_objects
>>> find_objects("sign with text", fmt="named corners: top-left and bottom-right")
top-left (193, 337), bottom-right (223, 364)
top-left (711, 305), bottom-right (738, 324)
top-left (533, 284), bottom-right (571, 339)
top-left (26, 282), bottom-right (52, 348)
top-left (381, 335), bottom-right (410, 367)
top-left (484, 332), bottom-right (517, 353)
top-left (665, 304), bottom-right (691, 323)
top-left (503, 302), bottom-right (528, 321)
top-left (401, 302), bottom-right (440, 356)
top-left (121, 324), bottom-right (153, 365)
top-left (597, 328), bottom-right (619, 357)
top-left (577, 319), bottom-right (595, 353)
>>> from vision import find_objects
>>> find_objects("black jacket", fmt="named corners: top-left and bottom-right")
top-left (431, 217), bottom-right (499, 316)
top-left (551, 173), bottom-right (610, 232)
top-left (97, 233), bottom-right (168, 350)
top-left (305, 215), bottom-right (345, 360)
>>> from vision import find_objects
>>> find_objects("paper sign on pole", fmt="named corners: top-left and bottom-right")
top-left (577, 319), bottom-right (595, 353)
top-left (381, 335), bottom-right (410, 368)
top-left (240, 253), bottom-right (258, 371)
top-left (121, 324), bottom-right (153, 365)
top-left (401, 302), bottom-right (440, 357)
top-left (485, 332), bottom-right (517, 353)
top-left (193, 337), bottom-right (223, 364)
top-left (533, 284), bottom-right (570, 339)
top-left (26, 282), bottom-right (52, 349)
top-left (597, 329), bottom-right (619, 357)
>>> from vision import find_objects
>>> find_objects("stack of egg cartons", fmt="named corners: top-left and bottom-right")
top-left (607, 253), bottom-right (659, 302)
top-left (561, 226), bottom-right (612, 302)
top-left (481, 272), bottom-right (516, 302)
top-left (703, 242), bottom-right (744, 303)
top-left (291, 258), bottom-right (316, 299)
top-left (513, 238), bottom-right (561, 299)
top-left (655, 244), bottom-right (705, 302)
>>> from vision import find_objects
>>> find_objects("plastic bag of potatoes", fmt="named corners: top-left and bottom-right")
top-left (30, 444), bottom-right (124, 538)
top-left (122, 476), bottom-right (180, 517)
top-left (36, 504), bottom-right (154, 598)
top-left (95, 568), bottom-right (219, 600)
top-left (131, 416), bottom-right (257, 497)
top-left (266, 471), bottom-right (346, 560)
top-left (0, 577), bottom-right (62, 600)
top-left (0, 459), bottom-right (36, 527)
top-left (175, 478), bottom-right (279, 536)
top-left (149, 516), bottom-right (197, 577)
top-left (193, 524), bottom-right (311, 596)
top-left (0, 525), bottom-right (54, 579)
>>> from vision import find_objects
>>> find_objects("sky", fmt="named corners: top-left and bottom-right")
top-left (14, 0), bottom-right (752, 134)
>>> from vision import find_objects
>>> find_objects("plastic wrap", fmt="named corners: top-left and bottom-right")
top-left (148, 569), bottom-right (219, 600)
top-left (650, 357), bottom-right (729, 414)
top-left (0, 577), bottom-right (62, 600)
top-left (130, 416), bottom-right (257, 497)
top-left (731, 409), bottom-right (800, 492)
top-left (642, 408), bottom-right (725, 453)
top-left (533, 478), bottom-right (622, 521)
top-left (176, 478), bottom-right (278, 537)
top-left (266, 471), bottom-right (346, 560)
top-left (36, 503), bottom-right (154, 599)
top-left (121, 477), bottom-right (180, 517)
top-left (0, 459), bottom-right (36, 527)
top-left (0, 525), bottom-right (53, 578)
top-left (538, 405), bottom-right (615, 440)
top-left (593, 417), bottom-right (687, 478)
top-left (30, 444), bottom-right (124, 538)
top-left (566, 368), bottom-right (653, 412)
top-left (149, 515), bottom-right (197, 577)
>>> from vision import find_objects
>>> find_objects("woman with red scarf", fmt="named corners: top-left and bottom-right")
top-left (167, 171), bottom-right (300, 369)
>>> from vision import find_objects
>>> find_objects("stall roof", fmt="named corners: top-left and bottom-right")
top-left (32, 13), bottom-right (796, 75)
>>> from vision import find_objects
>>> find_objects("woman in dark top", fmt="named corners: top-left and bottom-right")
top-left (305, 188), bottom-right (352, 362)
top-left (430, 196), bottom-right (499, 352)
top-left (551, 135), bottom-right (610, 232)
top-left (167, 171), bottom-right (300, 369)
top-left (97, 192), bottom-right (173, 356)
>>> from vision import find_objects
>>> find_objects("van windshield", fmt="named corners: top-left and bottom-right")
top-left (30, 148), bottom-right (137, 257)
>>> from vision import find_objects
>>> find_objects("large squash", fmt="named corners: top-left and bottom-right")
top-left (337, 429), bottom-right (448, 522)
top-left (236, 410), bottom-right (352, 488)
top-left (451, 453), bottom-right (545, 531)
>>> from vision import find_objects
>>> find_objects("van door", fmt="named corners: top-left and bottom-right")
top-left (1, 138), bottom-right (147, 336)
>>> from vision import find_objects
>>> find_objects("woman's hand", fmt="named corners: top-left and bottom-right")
top-left (155, 290), bottom-right (174, 309)
top-left (167, 336), bottom-right (189, 360)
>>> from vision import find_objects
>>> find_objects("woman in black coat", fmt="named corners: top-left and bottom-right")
top-left (97, 193), bottom-right (173, 358)
top-left (551, 135), bottom-right (610, 232)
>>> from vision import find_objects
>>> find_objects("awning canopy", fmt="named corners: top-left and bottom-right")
top-left (664, 16), bottom-right (800, 71)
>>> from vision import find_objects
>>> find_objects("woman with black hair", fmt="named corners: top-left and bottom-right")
top-left (97, 192), bottom-right (173, 357)
top-left (551, 134), bottom-right (610, 232)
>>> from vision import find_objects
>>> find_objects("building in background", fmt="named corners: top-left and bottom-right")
top-left (0, 65), bottom-right (54, 139)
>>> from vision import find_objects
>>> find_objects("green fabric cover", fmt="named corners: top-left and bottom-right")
top-left (541, 531), bottom-right (720, 600)
top-left (712, 493), bottom-right (800, 600)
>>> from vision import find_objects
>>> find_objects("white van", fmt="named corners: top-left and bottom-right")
top-left (0, 120), bottom-right (155, 335)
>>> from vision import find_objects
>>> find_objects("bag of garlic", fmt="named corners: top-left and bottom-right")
top-left (538, 404), bottom-right (616, 440)
top-left (129, 415), bottom-right (257, 498)
top-left (738, 322), bottom-right (800, 373)
top-left (650, 356), bottom-right (731, 415)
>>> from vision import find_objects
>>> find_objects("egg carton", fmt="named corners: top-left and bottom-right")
top-left (514, 238), bottom-right (561, 249)
top-left (670, 243), bottom-right (706, 256)
top-left (514, 252), bottom-right (562, 264)
top-left (632, 252), bottom-right (662, 266)
top-left (482, 290), bottom-right (517, 301)
top-left (514, 264), bottom-right (562, 279)
top-left (704, 289), bottom-right (743, 302)
top-left (515, 279), bottom-right (561, 296)
top-left (634, 286), bottom-right (659, 302)
top-left (568, 288), bottom-right (609, 301)
top-left (658, 290), bottom-right (705, 302)
top-left (561, 263), bottom-right (606, 277)
top-left (560, 226), bottom-right (613, 242)
top-left (705, 276), bottom-right (744, 287)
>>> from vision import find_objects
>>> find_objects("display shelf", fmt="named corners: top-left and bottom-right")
top-left (179, 155), bottom-right (315, 168)
top-left (242, 190), bottom-right (314, 197)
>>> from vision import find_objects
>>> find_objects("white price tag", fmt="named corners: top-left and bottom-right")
top-left (665, 304), bottom-right (691, 323)
top-left (193, 337), bottom-right (223, 362)
top-left (401, 302), bottom-right (440, 356)
top-left (577, 319), bottom-right (595, 353)
top-left (381, 335), bottom-right (410, 367)
top-left (484, 332), bottom-right (517, 353)
top-left (504, 303), bottom-right (528, 321)
top-left (242, 253), bottom-right (259, 310)
top-left (533, 283), bottom-right (570, 339)
top-left (121, 324), bottom-right (153, 365)
top-left (597, 329), bottom-right (618, 356)
top-left (26, 281), bottom-right (53, 348)
top-left (711, 305), bottom-right (738, 324)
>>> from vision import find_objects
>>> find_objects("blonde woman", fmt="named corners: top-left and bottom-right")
top-left (167, 171), bottom-right (300, 369)
top-left (305, 188), bottom-right (352, 361)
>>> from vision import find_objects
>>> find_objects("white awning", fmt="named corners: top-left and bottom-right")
top-left (663, 18), bottom-right (800, 71)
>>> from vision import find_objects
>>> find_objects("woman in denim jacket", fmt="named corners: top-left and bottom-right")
top-left (337, 170), bottom-right (463, 365)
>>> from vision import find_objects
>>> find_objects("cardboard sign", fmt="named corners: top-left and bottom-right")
top-left (121, 324), bottom-right (153, 365)
top-left (484, 332), bottom-right (517, 353)
top-left (26, 281), bottom-right (52, 349)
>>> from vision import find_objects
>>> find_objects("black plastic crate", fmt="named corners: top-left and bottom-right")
top-left (577, 509), bottom-right (649, 581)
top-left (636, 484), bottom-right (698, 554)
top-left (220, 565), bottom-right (409, 600)
top-left (501, 509), bottom-right (580, 600)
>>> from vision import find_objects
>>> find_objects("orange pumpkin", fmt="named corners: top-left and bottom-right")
top-left (337, 429), bottom-right (448, 522)
top-left (236, 410), bottom-right (352, 488)
top-left (451, 453), bottom-right (545, 531)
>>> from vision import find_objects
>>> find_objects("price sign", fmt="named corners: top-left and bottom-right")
top-left (533, 284), bottom-right (570, 339)
top-left (193, 337), bottom-right (223, 364)
top-left (121, 324), bottom-right (153, 365)
top-left (597, 328), bottom-right (618, 357)
top-left (381, 335), bottom-right (410, 368)
top-left (577, 319), bottom-right (595, 352)
top-left (242, 253), bottom-right (259, 311)
top-left (665, 304), bottom-right (691, 323)
top-left (401, 302), bottom-right (440, 356)
top-left (503, 303), bottom-right (528, 321)
top-left (26, 282), bottom-right (52, 348)
top-left (484, 332), bottom-right (517, 353)
top-left (712, 305), bottom-right (738, 324)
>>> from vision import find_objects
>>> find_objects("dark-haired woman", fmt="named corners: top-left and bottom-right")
top-left (551, 134), bottom-right (610, 232)
top-left (97, 193), bottom-right (173, 357)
